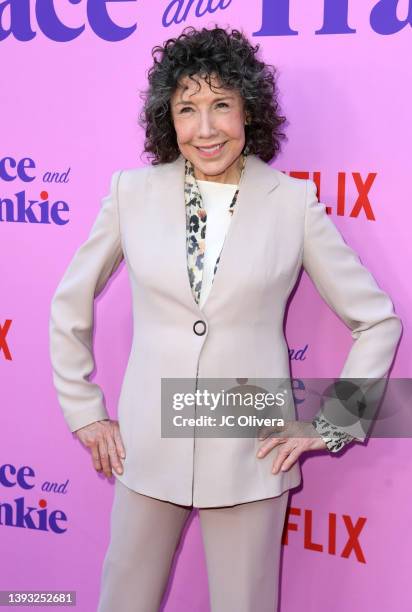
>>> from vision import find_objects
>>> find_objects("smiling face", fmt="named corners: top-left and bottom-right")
top-left (170, 73), bottom-right (249, 184)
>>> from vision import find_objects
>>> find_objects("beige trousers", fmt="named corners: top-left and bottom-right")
top-left (97, 478), bottom-right (289, 612)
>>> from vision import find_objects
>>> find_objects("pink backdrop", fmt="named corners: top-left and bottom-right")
top-left (1, 1), bottom-right (410, 610)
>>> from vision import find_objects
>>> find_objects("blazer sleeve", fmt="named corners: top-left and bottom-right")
top-left (49, 170), bottom-right (124, 434)
top-left (302, 179), bottom-right (402, 449)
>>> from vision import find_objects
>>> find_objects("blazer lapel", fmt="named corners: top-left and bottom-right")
top-left (201, 153), bottom-right (281, 315)
top-left (152, 153), bottom-right (281, 315)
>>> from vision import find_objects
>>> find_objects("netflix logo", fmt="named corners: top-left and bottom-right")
top-left (288, 171), bottom-right (378, 221)
top-left (282, 506), bottom-right (367, 564)
top-left (0, 319), bottom-right (12, 361)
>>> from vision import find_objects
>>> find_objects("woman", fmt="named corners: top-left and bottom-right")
top-left (49, 26), bottom-right (402, 612)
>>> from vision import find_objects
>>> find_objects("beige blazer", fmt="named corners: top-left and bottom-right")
top-left (49, 153), bottom-right (402, 507)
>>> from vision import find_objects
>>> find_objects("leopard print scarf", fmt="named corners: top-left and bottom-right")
top-left (184, 151), bottom-right (248, 305)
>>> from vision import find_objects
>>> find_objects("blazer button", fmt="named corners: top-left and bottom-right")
top-left (193, 320), bottom-right (207, 336)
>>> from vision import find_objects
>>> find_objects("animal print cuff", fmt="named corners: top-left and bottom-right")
top-left (312, 414), bottom-right (355, 453)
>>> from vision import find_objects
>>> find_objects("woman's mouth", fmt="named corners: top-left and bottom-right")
top-left (195, 142), bottom-right (227, 157)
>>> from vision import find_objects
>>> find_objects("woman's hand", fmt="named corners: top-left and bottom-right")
top-left (74, 419), bottom-right (126, 479)
top-left (256, 421), bottom-right (327, 474)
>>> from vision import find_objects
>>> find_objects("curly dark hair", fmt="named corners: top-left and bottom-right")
top-left (138, 24), bottom-right (288, 165)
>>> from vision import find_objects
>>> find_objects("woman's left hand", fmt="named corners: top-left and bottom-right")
top-left (256, 421), bottom-right (328, 474)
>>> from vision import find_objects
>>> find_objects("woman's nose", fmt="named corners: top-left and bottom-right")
top-left (197, 111), bottom-right (218, 138)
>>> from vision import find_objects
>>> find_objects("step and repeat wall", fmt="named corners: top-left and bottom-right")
top-left (1, 2), bottom-right (411, 611)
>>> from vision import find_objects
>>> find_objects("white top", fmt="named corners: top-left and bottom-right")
top-left (196, 179), bottom-right (238, 309)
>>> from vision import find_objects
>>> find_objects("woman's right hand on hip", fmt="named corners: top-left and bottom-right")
top-left (74, 419), bottom-right (126, 479)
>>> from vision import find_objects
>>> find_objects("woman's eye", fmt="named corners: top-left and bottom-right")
top-left (178, 102), bottom-right (228, 114)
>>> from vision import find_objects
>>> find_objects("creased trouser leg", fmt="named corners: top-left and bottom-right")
top-left (97, 478), bottom-right (192, 612)
top-left (198, 491), bottom-right (289, 612)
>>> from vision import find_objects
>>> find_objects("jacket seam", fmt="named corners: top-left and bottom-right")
top-left (114, 169), bottom-right (123, 247)
top-left (282, 180), bottom-right (307, 300)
